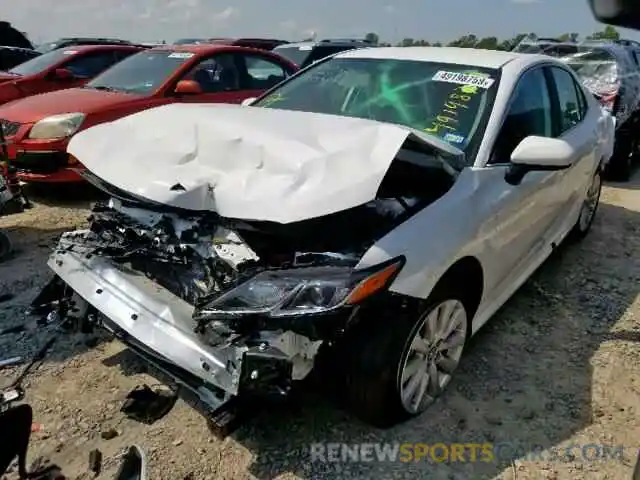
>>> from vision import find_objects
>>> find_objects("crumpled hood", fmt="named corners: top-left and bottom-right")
top-left (69, 103), bottom-right (461, 224)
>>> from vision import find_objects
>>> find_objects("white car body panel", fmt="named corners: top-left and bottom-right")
top-left (46, 47), bottom-right (614, 402)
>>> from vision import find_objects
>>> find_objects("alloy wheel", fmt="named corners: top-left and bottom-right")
top-left (578, 172), bottom-right (602, 232)
top-left (399, 299), bottom-right (467, 414)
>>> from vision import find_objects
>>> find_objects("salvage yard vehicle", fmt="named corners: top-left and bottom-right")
top-left (0, 44), bottom-right (145, 106)
top-left (559, 42), bottom-right (640, 180)
top-left (33, 47), bottom-right (614, 429)
top-left (0, 46), bottom-right (40, 71)
top-left (514, 37), bottom-right (640, 180)
top-left (0, 44), bottom-right (297, 183)
top-left (207, 38), bottom-right (289, 51)
top-left (272, 38), bottom-right (373, 68)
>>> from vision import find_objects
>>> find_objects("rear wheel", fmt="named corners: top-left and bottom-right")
top-left (343, 289), bottom-right (469, 428)
top-left (569, 169), bottom-right (602, 241)
top-left (607, 129), bottom-right (635, 181)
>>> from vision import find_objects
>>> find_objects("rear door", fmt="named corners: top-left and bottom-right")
top-left (543, 65), bottom-right (599, 241)
top-left (236, 53), bottom-right (295, 99)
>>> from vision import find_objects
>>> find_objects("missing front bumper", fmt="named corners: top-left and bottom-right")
top-left (45, 247), bottom-right (298, 412)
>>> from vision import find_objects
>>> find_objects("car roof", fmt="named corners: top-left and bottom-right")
top-left (278, 40), bottom-right (370, 48)
top-left (336, 46), bottom-right (537, 69)
top-left (147, 44), bottom-right (268, 55)
top-left (53, 44), bottom-right (145, 53)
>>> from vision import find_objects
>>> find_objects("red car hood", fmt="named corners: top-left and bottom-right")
top-left (0, 87), bottom-right (141, 123)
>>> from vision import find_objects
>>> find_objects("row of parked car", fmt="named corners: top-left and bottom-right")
top-left (513, 36), bottom-right (640, 180)
top-left (0, 36), bottom-right (375, 182)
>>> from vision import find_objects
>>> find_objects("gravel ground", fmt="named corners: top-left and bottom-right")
top-left (0, 172), bottom-right (639, 480)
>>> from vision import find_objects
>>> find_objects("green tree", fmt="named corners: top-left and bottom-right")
top-left (365, 32), bottom-right (379, 44)
top-left (476, 36), bottom-right (499, 50)
top-left (587, 25), bottom-right (620, 40)
top-left (447, 34), bottom-right (478, 48)
top-left (557, 32), bottom-right (580, 42)
top-left (400, 38), bottom-right (415, 47)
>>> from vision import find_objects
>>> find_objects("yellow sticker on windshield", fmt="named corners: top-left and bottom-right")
top-left (460, 85), bottom-right (478, 94)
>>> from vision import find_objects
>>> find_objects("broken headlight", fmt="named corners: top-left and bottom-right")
top-left (194, 257), bottom-right (404, 319)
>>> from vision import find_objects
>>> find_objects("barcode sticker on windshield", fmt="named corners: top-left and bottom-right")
top-left (168, 52), bottom-right (194, 58)
top-left (432, 71), bottom-right (495, 88)
top-left (63, 50), bottom-right (78, 55)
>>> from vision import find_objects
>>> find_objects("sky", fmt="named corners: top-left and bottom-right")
top-left (2, 0), bottom-right (640, 45)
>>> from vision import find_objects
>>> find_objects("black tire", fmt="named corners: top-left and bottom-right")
top-left (341, 287), bottom-right (469, 428)
top-left (568, 169), bottom-right (602, 242)
top-left (606, 130), bottom-right (634, 181)
top-left (0, 230), bottom-right (11, 263)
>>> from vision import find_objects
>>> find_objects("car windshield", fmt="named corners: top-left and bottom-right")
top-left (87, 50), bottom-right (194, 94)
top-left (35, 41), bottom-right (60, 54)
top-left (272, 45), bottom-right (312, 66)
top-left (8, 48), bottom-right (72, 75)
top-left (560, 48), bottom-right (619, 93)
top-left (253, 57), bottom-right (500, 159)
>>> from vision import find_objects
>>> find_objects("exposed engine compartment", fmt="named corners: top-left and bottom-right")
top-left (37, 141), bottom-right (458, 420)
top-left (69, 155), bottom-right (456, 319)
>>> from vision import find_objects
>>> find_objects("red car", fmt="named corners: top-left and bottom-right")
top-left (0, 44), bottom-right (145, 105)
top-left (0, 44), bottom-right (298, 183)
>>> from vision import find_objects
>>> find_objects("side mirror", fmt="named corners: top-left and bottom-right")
top-left (52, 68), bottom-right (74, 81)
top-left (505, 136), bottom-right (574, 185)
top-left (174, 80), bottom-right (202, 95)
top-left (241, 97), bottom-right (257, 106)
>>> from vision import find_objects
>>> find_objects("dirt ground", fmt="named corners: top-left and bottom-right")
top-left (0, 171), bottom-right (639, 480)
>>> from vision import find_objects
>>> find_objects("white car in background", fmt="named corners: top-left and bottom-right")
top-left (34, 47), bottom-right (614, 429)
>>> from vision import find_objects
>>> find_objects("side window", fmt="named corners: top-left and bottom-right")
top-left (182, 53), bottom-right (239, 93)
top-left (243, 55), bottom-right (288, 90)
top-left (549, 67), bottom-right (583, 134)
top-left (489, 68), bottom-right (552, 164)
top-left (62, 51), bottom-right (119, 78)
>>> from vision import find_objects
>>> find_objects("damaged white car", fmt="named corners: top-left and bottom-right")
top-left (33, 47), bottom-right (613, 429)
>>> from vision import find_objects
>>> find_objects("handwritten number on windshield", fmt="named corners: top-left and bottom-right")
top-left (424, 87), bottom-right (476, 134)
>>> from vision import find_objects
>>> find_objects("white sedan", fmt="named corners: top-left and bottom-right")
top-left (34, 46), bottom-right (614, 429)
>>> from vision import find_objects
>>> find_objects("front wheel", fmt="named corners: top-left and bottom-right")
top-left (343, 291), bottom-right (469, 428)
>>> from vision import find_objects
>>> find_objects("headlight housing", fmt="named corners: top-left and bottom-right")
top-left (28, 113), bottom-right (85, 139)
top-left (194, 257), bottom-right (404, 319)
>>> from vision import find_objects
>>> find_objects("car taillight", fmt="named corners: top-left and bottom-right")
top-left (598, 93), bottom-right (617, 113)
